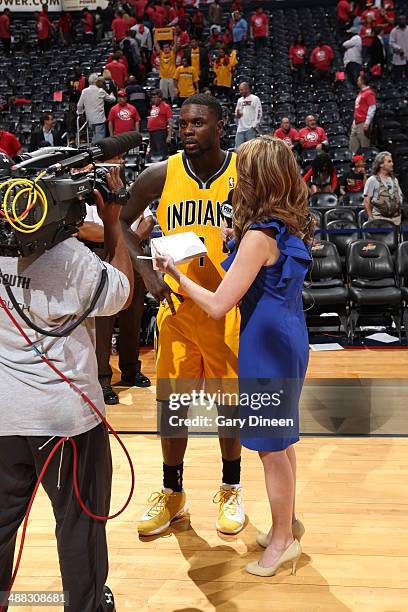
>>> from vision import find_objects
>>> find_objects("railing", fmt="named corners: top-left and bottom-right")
top-left (76, 115), bottom-right (89, 148)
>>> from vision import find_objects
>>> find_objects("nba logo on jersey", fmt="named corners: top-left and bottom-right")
top-left (229, 177), bottom-right (235, 189)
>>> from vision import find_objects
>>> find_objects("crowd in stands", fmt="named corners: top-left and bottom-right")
top-left (1, 2), bottom-right (408, 346)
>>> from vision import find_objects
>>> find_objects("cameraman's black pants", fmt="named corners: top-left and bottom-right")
top-left (0, 423), bottom-right (112, 612)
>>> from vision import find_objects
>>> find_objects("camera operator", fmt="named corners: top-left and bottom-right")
top-left (0, 167), bottom-right (133, 612)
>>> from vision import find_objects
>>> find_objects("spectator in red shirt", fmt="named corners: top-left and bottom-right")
top-left (147, 88), bottom-right (173, 160)
top-left (337, 0), bottom-right (351, 36)
top-left (154, 2), bottom-right (167, 27)
top-left (298, 115), bottom-right (329, 150)
top-left (112, 10), bottom-right (129, 43)
top-left (310, 38), bottom-right (334, 82)
top-left (274, 117), bottom-right (299, 149)
top-left (174, 24), bottom-right (190, 49)
top-left (165, 1), bottom-right (178, 26)
top-left (191, 8), bottom-right (204, 40)
top-left (250, 7), bottom-right (269, 55)
top-left (106, 52), bottom-right (128, 88)
top-left (340, 155), bottom-right (367, 195)
top-left (349, 73), bottom-right (376, 153)
top-left (289, 34), bottom-right (307, 86)
top-left (81, 8), bottom-right (94, 43)
top-left (134, 0), bottom-right (148, 19)
top-left (0, 9), bottom-right (11, 55)
top-left (108, 90), bottom-right (140, 135)
top-left (361, 0), bottom-right (380, 24)
top-left (58, 11), bottom-right (73, 45)
top-left (337, 0), bottom-right (351, 24)
top-left (35, 10), bottom-right (52, 52)
top-left (360, 15), bottom-right (376, 65)
top-left (377, 3), bottom-right (395, 59)
top-left (0, 130), bottom-right (22, 159)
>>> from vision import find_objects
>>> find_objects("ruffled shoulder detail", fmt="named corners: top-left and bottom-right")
top-left (251, 218), bottom-right (311, 262)
top-left (221, 219), bottom-right (312, 287)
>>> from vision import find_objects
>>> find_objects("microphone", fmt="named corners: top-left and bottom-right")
top-left (221, 189), bottom-right (234, 253)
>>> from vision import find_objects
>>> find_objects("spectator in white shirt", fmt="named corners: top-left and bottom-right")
top-left (77, 73), bottom-right (116, 143)
top-left (390, 14), bottom-right (408, 80)
top-left (343, 27), bottom-right (362, 85)
top-left (234, 82), bottom-right (262, 148)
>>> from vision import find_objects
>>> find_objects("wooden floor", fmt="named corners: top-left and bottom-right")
top-left (13, 348), bottom-right (408, 612)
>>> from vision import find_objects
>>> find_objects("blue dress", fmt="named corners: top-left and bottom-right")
top-left (222, 219), bottom-right (312, 452)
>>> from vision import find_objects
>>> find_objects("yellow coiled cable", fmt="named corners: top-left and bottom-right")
top-left (0, 171), bottom-right (48, 234)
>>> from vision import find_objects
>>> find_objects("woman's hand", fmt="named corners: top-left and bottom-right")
top-left (220, 219), bottom-right (234, 243)
top-left (154, 253), bottom-right (180, 281)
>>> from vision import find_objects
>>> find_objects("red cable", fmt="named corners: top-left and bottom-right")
top-left (0, 295), bottom-right (136, 612)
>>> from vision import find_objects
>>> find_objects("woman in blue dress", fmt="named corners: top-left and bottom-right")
top-left (154, 135), bottom-right (314, 578)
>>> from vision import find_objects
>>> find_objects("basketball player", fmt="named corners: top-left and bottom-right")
top-left (120, 94), bottom-right (244, 536)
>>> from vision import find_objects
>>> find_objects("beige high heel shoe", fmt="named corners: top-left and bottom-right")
top-left (256, 519), bottom-right (305, 549)
top-left (245, 539), bottom-right (302, 577)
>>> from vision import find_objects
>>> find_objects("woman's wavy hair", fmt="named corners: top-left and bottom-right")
top-left (233, 135), bottom-right (315, 246)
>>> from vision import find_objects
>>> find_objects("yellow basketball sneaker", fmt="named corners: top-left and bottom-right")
top-left (137, 489), bottom-right (189, 536)
top-left (214, 484), bottom-right (245, 534)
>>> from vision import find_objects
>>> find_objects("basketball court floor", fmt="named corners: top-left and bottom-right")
top-left (14, 348), bottom-right (408, 611)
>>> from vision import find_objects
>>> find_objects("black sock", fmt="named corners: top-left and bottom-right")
top-left (222, 457), bottom-right (241, 485)
top-left (163, 462), bottom-right (183, 492)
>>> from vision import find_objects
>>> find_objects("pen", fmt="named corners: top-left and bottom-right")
top-left (136, 255), bottom-right (154, 259)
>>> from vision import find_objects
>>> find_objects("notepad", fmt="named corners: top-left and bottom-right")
top-left (365, 333), bottom-right (399, 344)
top-left (151, 232), bottom-right (207, 270)
top-left (309, 343), bottom-right (344, 351)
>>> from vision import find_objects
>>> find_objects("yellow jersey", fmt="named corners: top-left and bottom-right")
top-left (156, 150), bottom-right (237, 295)
top-left (159, 50), bottom-right (176, 79)
top-left (174, 65), bottom-right (198, 98)
top-left (213, 60), bottom-right (233, 88)
top-left (191, 47), bottom-right (201, 77)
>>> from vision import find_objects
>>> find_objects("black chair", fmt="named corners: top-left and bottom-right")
top-left (358, 209), bottom-right (368, 226)
top-left (342, 192), bottom-right (364, 207)
top-left (357, 147), bottom-right (379, 163)
top-left (326, 220), bottom-right (359, 268)
top-left (304, 240), bottom-right (348, 334)
top-left (309, 192), bottom-right (338, 208)
top-left (397, 241), bottom-right (408, 341)
top-left (330, 135), bottom-right (349, 148)
top-left (301, 149), bottom-right (319, 165)
top-left (362, 219), bottom-right (398, 254)
top-left (330, 148), bottom-right (353, 163)
top-left (347, 240), bottom-right (401, 342)
top-left (401, 206), bottom-right (408, 241)
top-left (324, 208), bottom-right (356, 225)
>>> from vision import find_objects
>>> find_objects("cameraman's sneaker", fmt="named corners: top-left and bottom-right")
top-left (214, 484), bottom-right (245, 534)
top-left (137, 489), bottom-right (189, 536)
top-left (102, 586), bottom-right (115, 611)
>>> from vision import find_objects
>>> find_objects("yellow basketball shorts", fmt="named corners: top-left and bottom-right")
top-left (155, 297), bottom-right (240, 400)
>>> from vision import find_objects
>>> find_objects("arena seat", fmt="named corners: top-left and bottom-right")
top-left (310, 192), bottom-right (338, 208)
top-left (304, 240), bottom-right (348, 335)
top-left (347, 240), bottom-right (401, 342)
top-left (362, 219), bottom-right (399, 255)
top-left (324, 208), bottom-right (356, 225)
top-left (326, 220), bottom-right (359, 269)
top-left (341, 192), bottom-right (365, 208)
top-left (397, 241), bottom-right (408, 341)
